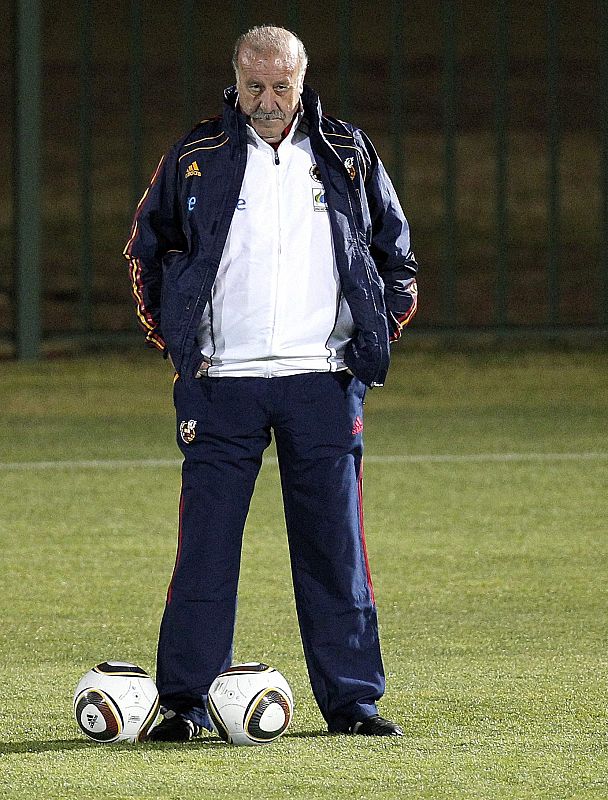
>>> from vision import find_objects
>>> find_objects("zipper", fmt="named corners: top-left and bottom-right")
top-left (268, 146), bottom-right (282, 370)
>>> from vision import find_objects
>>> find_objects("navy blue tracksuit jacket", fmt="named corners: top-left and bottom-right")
top-left (125, 84), bottom-right (418, 387)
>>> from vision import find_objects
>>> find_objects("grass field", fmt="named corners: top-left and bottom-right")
top-left (0, 348), bottom-right (607, 799)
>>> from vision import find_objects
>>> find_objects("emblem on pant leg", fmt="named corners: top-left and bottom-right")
top-left (180, 419), bottom-right (197, 444)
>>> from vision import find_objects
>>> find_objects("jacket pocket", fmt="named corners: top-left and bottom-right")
top-left (160, 288), bottom-right (192, 362)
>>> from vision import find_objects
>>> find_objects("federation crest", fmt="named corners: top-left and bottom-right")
top-left (309, 163), bottom-right (323, 183)
top-left (343, 156), bottom-right (357, 181)
top-left (179, 419), bottom-right (197, 444)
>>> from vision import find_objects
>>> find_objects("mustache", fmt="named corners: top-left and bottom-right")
top-left (250, 109), bottom-right (286, 121)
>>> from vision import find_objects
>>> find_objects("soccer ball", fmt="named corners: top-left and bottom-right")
top-left (73, 661), bottom-right (159, 743)
top-left (207, 662), bottom-right (293, 746)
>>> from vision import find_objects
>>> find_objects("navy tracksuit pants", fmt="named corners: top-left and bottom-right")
top-left (156, 369), bottom-right (385, 731)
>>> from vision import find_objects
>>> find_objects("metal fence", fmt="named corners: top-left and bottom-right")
top-left (6, 0), bottom-right (608, 359)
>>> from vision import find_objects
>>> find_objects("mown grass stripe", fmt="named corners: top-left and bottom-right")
top-left (1, 452), bottom-right (607, 471)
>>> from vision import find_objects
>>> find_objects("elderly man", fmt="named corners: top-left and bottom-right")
top-left (124, 25), bottom-right (418, 741)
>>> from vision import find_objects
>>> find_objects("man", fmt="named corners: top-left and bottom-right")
top-left (124, 25), bottom-right (418, 741)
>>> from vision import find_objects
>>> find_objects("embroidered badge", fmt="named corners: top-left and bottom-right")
top-left (312, 188), bottom-right (328, 212)
top-left (309, 163), bottom-right (323, 183)
top-left (185, 160), bottom-right (201, 178)
top-left (179, 419), bottom-right (197, 444)
top-left (344, 156), bottom-right (357, 181)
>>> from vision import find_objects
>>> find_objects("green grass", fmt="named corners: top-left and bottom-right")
top-left (1, 349), bottom-right (607, 799)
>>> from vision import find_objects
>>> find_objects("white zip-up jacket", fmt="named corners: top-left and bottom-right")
top-left (198, 116), bottom-right (354, 378)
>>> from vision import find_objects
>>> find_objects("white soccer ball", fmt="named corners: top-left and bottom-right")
top-left (73, 661), bottom-right (159, 743)
top-left (208, 662), bottom-right (293, 746)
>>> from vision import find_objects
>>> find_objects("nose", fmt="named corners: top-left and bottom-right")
top-left (259, 87), bottom-right (276, 112)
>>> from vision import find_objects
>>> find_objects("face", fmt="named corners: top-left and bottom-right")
top-left (236, 46), bottom-right (304, 143)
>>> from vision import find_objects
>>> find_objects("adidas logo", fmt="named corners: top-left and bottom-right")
top-left (351, 416), bottom-right (363, 435)
top-left (87, 712), bottom-right (98, 728)
top-left (185, 160), bottom-right (201, 178)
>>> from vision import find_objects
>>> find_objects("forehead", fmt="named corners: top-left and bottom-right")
top-left (237, 47), bottom-right (299, 82)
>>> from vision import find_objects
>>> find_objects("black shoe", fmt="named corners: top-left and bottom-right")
top-left (147, 713), bottom-right (201, 742)
top-left (350, 714), bottom-right (403, 736)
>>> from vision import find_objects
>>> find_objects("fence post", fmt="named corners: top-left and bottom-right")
top-left (601, 0), bottom-right (608, 325)
top-left (235, 0), bottom-right (248, 37)
top-left (338, 0), bottom-right (352, 121)
top-left (390, 0), bottom-right (406, 201)
top-left (287, 0), bottom-right (300, 32)
top-left (181, 0), bottom-right (196, 131)
top-left (442, 0), bottom-right (457, 326)
top-left (495, 0), bottom-right (509, 329)
top-left (130, 0), bottom-right (144, 210)
top-left (547, 0), bottom-right (560, 327)
top-left (80, 0), bottom-right (93, 334)
top-left (13, 0), bottom-right (42, 360)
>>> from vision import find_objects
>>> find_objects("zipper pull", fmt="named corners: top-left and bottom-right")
top-left (274, 150), bottom-right (280, 165)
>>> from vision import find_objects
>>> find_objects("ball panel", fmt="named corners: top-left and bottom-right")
top-left (222, 662), bottom-right (271, 675)
top-left (207, 694), bottom-right (231, 743)
top-left (75, 689), bottom-right (122, 742)
top-left (93, 661), bottom-right (150, 677)
top-left (245, 689), bottom-right (292, 742)
top-left (136, 695), bottom-right (161, 742)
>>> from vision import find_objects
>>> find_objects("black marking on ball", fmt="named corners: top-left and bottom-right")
top-left (75, 690), bottom-right (123, 742)
top-left (137, 696), bottom-right (161, 742)
top-left (245, 689), bottom-right (291, 741)
top-left (207, 694), bottom-right (230, 743)
top-left (222, 663), bottom-right (270, 675)
top-left (94, 662), bottom-right (149, 677)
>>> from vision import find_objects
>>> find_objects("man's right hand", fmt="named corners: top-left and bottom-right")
top-left (195, 356), bottom-right (212, 379)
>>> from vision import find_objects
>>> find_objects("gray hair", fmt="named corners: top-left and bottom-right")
top-left (232, 25), bottom-right (308, 81)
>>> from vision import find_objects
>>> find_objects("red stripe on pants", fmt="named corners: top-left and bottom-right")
top-left (357, 461), bottom-right (375, 605)
top-left (167, 489), bottom-right (185, 603)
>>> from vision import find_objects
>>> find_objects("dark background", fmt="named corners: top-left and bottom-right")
top-left (1, 1), bottom-right (605, 349)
